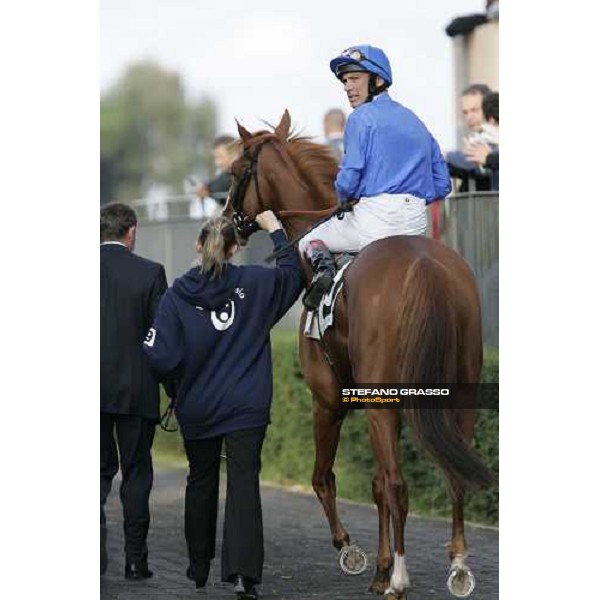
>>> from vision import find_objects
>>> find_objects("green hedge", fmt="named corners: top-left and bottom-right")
top-left (154, 330), bottom-right (499, 525)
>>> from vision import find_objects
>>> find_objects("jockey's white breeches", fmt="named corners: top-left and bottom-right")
top-left (298, 193), bottom-right (427, 256)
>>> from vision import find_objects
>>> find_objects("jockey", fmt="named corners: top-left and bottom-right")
top-left (300, 44), bottom-right (451, 310)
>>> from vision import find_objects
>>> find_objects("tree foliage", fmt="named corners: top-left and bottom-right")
top-left (100, 61), bottom-right (217, 203)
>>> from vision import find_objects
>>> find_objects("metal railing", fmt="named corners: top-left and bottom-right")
top-left (429, 192), bottom-right (499, 348)
top-left (130, 193), bottom-right (499, 346)
top-left (131, 194), bottom-right (273, 281)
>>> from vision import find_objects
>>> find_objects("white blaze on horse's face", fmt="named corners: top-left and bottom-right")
top-left (341, 72), bottom-right (370, 108)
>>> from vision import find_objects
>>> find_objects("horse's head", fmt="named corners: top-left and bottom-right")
top-left (223, 110), bottom-right (293, 241)
top-left (224, 109), bottom-right (338, 241)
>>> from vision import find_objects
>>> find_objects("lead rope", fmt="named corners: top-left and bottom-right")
top-left (160, 397), bottom-right (178, 433)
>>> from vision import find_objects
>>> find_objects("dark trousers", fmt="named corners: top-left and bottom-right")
top-left (184, 427), bottom-right (266, 584)
top-left (100, 412), bottom-right (156, 563)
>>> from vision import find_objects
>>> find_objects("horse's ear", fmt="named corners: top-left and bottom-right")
top-left (274, 109), bottom-right (291, 141)
top-left (236, 120), bottom-right (252, 143)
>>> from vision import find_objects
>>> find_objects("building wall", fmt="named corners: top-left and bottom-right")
top-left (468, 21), bottom-right (499, 90)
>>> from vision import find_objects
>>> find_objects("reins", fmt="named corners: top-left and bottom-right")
top-left (277, 207), bottom-right (335, 219)
top-left (264, 207), bottom-right (340, 264)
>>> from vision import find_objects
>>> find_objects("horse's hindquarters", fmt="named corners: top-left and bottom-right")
top-left (343, 236), bottom-right (482, 384)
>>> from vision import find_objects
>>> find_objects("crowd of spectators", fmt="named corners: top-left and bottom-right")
top-left (446, 84), bottom-right (500, 192)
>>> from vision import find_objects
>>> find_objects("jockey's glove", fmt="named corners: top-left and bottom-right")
top-left (335, 197), bottom-right (358, 219)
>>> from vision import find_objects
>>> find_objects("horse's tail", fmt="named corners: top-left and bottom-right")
top-left (397, 256), bottom-right (496, 489)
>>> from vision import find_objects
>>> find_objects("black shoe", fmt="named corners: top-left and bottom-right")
top-left (100, 526), bottom-right (107, 575)
top-left (233, 574), bottom-right (258, 599)
top-left (302, 272), bottom-right (334, 311)
top-left (186, 563), bottom-right (210, 589)
top-left (124, 560), bottom-right (153, 580)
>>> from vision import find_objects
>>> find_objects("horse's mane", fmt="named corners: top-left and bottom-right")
top-left (243, 129), bottom-right (339, 206)
top-left (284, 134), bottom-right (339, 206)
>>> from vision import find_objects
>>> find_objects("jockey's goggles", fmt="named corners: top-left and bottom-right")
top-left (339, 47), bottom-right (388, 76)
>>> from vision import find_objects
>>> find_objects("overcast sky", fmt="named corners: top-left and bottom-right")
top-left (101, 0), bottom-right (484, 151)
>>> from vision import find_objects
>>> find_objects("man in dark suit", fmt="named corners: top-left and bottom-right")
top-left (100, 203), bottom-right (170, 579)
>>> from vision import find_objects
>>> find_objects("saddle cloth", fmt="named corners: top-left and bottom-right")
top-left (304, 260), bottom-right (353, 340)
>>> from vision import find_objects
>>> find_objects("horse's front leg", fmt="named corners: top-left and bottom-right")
top-left (300, 320), bottom-right (365, 573)
top-left (311, 398), bottom-right (350, 551)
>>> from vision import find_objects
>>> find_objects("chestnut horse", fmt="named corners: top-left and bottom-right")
top-left (224, 111), bottom-right (496, 600)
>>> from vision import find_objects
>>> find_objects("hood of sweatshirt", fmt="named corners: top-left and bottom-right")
top-left (172, 265), bottom-right (242, 310)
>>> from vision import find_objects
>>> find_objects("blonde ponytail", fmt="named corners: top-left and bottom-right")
top-left (198, 217), bottom-right (238, 278)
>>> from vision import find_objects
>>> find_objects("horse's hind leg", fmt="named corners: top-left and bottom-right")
top-left (311, 399), bottom-right (350, 551)
top-left (446, 407), bottom-right (477, 597)
top-left (447, 327), bottom-right (482, 598)
top-left (369, 465), bottom-right (392, 594)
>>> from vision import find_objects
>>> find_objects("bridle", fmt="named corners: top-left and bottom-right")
top-left (229, 138), bottom-right (336, 239)
top-left (229, 140), bottom-right (269, 238)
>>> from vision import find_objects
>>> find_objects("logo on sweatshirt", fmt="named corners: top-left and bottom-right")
top-left (144, 328), bottom-right (156, 347)
top-left (211, 300), bottom-right (235, 331)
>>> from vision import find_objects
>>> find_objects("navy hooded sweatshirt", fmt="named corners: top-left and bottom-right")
top-left (143, 229), bottom-right (304, 440)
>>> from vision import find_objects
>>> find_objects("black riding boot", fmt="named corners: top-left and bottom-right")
top-left (302, 241), bottom-right (336, 311)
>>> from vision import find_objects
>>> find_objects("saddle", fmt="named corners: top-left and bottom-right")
top-left (304, 253), bottom-right (355, 340)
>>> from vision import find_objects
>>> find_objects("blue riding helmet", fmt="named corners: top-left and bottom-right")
top-left (330, 45), bottom-right (393, 87)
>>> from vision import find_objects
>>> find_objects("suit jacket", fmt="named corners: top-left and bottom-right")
top-left (101, 243), bottom-right (168, 421)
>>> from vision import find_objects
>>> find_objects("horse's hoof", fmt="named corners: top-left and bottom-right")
top-left (383, 591), bottom-right (408, 600)
top-left (368, 569), bottom-right (390, 594)
top-left (339, 544), bottom-right (368, 575)
top-left (447, 563), bottom-right (476, 597)
top-left (368, 580), bottom-right (389, 595)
